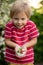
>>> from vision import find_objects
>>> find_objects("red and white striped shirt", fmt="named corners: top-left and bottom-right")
top-left (4, 20), bottom-right (39, 64)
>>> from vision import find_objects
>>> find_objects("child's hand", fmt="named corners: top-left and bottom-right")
top-left (15, 45), bottom-right (27, 58)
top-left (21, 45), bottom-right (27, 55)
top-left (15, 44), bottom-right (21, 54)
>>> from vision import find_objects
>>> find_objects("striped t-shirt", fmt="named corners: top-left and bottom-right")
top-left (4, 20), bottom-right (39, 64)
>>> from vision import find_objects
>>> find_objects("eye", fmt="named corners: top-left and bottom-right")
top-left (21, 18), bottom-right (25, 20)
top-left (14, 18), bottom-right (19, 20)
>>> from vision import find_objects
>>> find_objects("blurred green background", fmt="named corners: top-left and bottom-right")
top-left (0, 0), bottom-right (43, 65)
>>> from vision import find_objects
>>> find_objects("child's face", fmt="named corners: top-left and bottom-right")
top-left (13, 12), bottom-right (28, 29)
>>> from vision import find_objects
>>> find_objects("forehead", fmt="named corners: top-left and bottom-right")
top-left (13, 12), bottom-right (27, 18)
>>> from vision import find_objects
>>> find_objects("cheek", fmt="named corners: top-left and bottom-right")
top-left (13, 20), bottom-right (17, 24)
top-left (23, 20), bottom-right (27, 24)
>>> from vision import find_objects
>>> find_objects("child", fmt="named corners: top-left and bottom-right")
top-left (4, 0), bottom-right (39, 65)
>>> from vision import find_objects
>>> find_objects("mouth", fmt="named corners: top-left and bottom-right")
top-left (16, 24), bottom-right (24, 27)
top-left (16, 25), bottom-right (24, 28)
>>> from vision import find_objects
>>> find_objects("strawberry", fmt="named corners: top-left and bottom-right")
top-left (20, 49), bottom-right (23, 54)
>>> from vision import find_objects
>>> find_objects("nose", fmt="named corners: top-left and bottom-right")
top-left (18, 20), bottom-right (22, 24)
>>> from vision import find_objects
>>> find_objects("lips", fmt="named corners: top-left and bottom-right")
top-left (17, 24), bottom-right (23, 26)
top-left (15, 24), bottom-right (24, 29)
top-left (15, 24), bottom-right (22, 27)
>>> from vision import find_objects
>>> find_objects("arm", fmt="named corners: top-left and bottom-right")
top-left (23, 21), bottom-right (39, 48)
top-left (23, 37), bottom-right (37, 48)
top-left (4, 22), bottom-right (18, 48)
top-left (5, 39), bottom-right (18, 48)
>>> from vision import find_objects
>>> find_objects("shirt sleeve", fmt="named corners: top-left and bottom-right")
top-left (29, 21), bottom-right (40, 39)
top-left (4, 22), bottom-right (12, 39)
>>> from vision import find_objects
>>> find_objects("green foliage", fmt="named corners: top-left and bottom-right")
top-left (0, 44), bottom-right (8, 65)
top-left (30, 12), bottom-right (43, 63)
